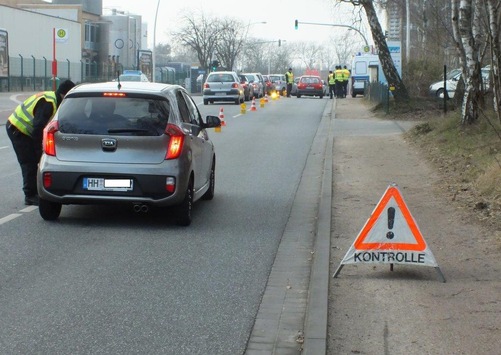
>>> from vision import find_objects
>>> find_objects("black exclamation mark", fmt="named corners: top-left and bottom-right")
top-left (386, 207), bottom-right (395, 239)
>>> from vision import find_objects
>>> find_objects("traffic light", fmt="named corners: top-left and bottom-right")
top-left (294, 19), bottom-right (298, 30)
top-left (211, 60), bottom-right (219, 71)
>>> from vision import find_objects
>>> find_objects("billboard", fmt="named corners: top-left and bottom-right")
top-left (0, 28), bottom-right (8, 78)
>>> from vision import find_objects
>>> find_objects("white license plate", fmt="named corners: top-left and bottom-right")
top-left (83, 178), bottom-right (133, 191)
top-left (218, 92), bottom-right (226, 95)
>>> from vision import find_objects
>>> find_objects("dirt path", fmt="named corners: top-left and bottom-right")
top-left (327, 98), bottom-right (501, 354)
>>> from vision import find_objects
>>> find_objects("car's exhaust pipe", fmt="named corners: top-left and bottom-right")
top-left (133, 204), bottom-right (149, 213)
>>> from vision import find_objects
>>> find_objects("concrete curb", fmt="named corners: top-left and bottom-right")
top-left (246, 99), bottom-right (334, 354)
top-left (302, 99), bottom-right (334, 355)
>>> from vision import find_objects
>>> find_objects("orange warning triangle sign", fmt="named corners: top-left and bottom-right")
top-left (353, 184), bottom-right (427, 251)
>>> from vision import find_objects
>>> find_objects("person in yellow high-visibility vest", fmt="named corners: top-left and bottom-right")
top-left (342, 65), bottom-right (351, 98)
top-left (327, 70), bottom-right (336, 99)
top-left (285, 68), bottom-right (294, 97)
top-left (334, 66), bottom-right (344, 99)
top-left (6, 80), bottom-right (75, 205)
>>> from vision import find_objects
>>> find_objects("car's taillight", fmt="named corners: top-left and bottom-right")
top-left (232, 83), bottom-right (238, 88)
top-left (164, 123), bottom-right (185, 160)
top-left (43, 120), bottom-right (59, 156)
top-left (43, 172), bottom-right (52, 188)
top-left (204, 83), bottom-right (210, 89)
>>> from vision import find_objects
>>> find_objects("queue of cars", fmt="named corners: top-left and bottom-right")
top-left (202, 70), bottom-right (332, 104)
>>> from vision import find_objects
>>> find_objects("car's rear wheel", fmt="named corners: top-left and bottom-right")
top-left (203, 99), bottom-right (208, 105)
top-left (39, 198), bottom-right (62, 221)
top-left (297, 94), bottom-right (301, 98)
top-left (201, 158), bottom-right (215, 201)
top-left (176, 178), bottom-right (193, 226)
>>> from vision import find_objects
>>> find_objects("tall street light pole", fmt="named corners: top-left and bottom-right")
top-left (152, 0), bottom-right (160, 82)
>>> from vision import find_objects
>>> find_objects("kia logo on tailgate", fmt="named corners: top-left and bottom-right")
top-left (102, 138), bottom-right (117, 151)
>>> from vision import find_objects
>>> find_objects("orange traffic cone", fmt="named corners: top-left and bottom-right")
top-left (219, 107), bottom-right (226, 126)
top-left (250, 98), bottom-right (257, 111)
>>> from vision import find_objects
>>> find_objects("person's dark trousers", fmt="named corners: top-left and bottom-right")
top-left (335, 82), bottom-right (343, 98)
top-left (6, 123), bottom-right (40, 199)
top-left (329, 84), bottom-right (335, 99)
top-left (343, 81), bottom-right (348, 98)
top-left (286, 83), bottom-right (292, 97)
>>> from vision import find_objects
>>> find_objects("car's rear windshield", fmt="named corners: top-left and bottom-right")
top-left (119, 75), bottom-right (141, 81)
top-left (301, 77), bottom-right (321, 84)
top-left (208, 74), bottom-right (235, 83)
top-left (57, 96), bottom-right (171, 136)
top-left (270, 76), bottom-right (283, 81)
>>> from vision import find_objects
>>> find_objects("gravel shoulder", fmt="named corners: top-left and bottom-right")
top-left (327, 98), bottom-right (501, 354)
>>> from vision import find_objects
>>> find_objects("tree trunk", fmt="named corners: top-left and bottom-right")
top-left (458, 0), bottom-right (481, 124)
top-left (486, 0), bottom-right (501, 122)
top-left (360, 0), bottom-right (410, 103)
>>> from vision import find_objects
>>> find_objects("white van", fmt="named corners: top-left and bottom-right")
top-left (350, 54), bottom-right (381, 97)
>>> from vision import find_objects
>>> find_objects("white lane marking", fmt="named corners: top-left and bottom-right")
top-left (0, 213), bottom-right (22, 225)
top-left (0, 146), bottom-right (9, 150)
top-left (20, 206), bottom-right (38, 213)
top-left (9, 94), bottom-right (24, 105)
top-left (0, 206), bottom-right (37, 225)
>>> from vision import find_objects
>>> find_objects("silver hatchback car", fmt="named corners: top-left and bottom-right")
top-left (37, 81), bottom-right (221, 226)
top-left (203, 71), bottom-right (244, 105)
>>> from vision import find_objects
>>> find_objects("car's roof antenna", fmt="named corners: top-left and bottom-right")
top-left (116, 70), bottom-right (122, 90)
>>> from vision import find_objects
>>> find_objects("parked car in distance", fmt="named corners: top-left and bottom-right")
top-left (262, 75), bottom-right (275, 96)
top-left (203, 71), bottom-right (245, 105)
top-left (269, 74), bottom-right (287, 96)
top-left (321, 80), bottom-right (328, 96)
top-left (37, 81), bottom-right (221, 226)
top-left (119, 70), bottom-right (149, 82)
top-left (242, 72), bottom-right (265, 98)
top-left (291, 77), bottom-right (300, 96)
top-left (238, 74), bottom-right (255, 101)
top-left (429, 67), bottom-right (490, 98)
top-left (295, 75), bottom-right (324, 99)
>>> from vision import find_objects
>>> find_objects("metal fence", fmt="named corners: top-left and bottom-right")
top-left (1, 55), bottom-right (191, 92)
top-left (1, 55), bottom-right (126, 92)
top-left (365, 81), bottom-right (391, 113)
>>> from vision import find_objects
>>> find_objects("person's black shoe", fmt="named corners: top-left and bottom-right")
top-left (25, 195), bottom-right (39, 206)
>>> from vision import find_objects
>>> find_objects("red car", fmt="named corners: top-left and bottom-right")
top-left (296, 75), bottom-right (324, 99)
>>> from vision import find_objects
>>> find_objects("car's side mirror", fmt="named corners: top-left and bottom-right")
top-left (203, 115), bottom-right (221, 128)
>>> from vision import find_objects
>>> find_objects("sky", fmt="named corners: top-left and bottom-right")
top-left (101, 0), bottom-right (369, 50)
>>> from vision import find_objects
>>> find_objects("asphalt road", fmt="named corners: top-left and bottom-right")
top-left (0, 91), bottom-right (328, 354)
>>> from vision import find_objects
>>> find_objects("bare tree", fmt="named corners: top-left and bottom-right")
top-left (485, 0), bottom-right (501, 121)
top-left (339, 0), bottom-right (410, 102)
top-left (214, 18), bottom-right (248, 71)
top-left (171, 12), bottom-right (223, 71)
top-left (451, 0), bottom-right (484, 124)
top-left (294, 41), bottom-right (322, 69)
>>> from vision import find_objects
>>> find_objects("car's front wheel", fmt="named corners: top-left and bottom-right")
top-left (176, 178), bottom-right (193, 226)
top-left (39, 198), bottom-right (62, 221)
top-left (436, 88), bottom-right (447, 99)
